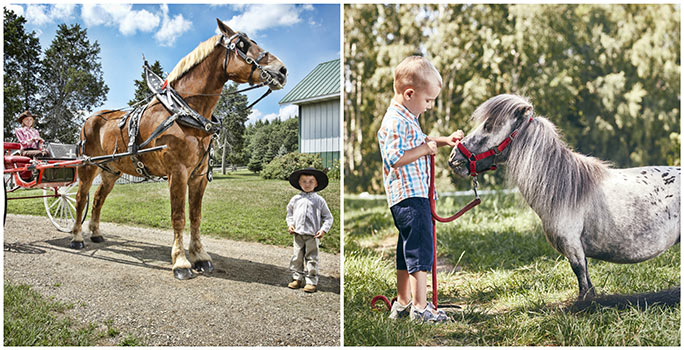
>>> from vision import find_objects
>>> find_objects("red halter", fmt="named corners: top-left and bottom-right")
top-left (457, 116), bottom-right (533, 177)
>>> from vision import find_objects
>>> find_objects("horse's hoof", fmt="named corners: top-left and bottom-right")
top-left (90, 236), bottom-right (105, 243)
top-left (193, 260), bottom-right (214, 274)
top-left (69, 241), bottom-right (85, 249)
top-left (173, 268), bottom-right (196, 280)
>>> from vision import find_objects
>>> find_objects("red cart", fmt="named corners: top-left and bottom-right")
top-left (4, 141), bottom-right (165, 231)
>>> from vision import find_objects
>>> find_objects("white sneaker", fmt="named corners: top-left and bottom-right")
top-left (389, 300), bottom-right (412, 319)
top-left (409, 302), bottom-right (448, 323)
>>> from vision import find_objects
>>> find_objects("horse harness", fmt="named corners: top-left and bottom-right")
top-left (100, 32), bottom-right (277, 181)
top-left (456, 113), bottom-right (534, 177)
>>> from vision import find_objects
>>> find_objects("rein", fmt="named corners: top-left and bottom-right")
top-left (427, 153), bottom-right (480, 309)
top-left (456, 116), bottom-right (533, 177)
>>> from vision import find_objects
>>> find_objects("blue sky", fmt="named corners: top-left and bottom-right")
top-left (6, 3), bottom-right (340, 124)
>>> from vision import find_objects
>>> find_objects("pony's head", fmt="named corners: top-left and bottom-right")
top-left (449, 94), bottom-right (534, 177)
top-left (216, 19), bottom-right (287, 90)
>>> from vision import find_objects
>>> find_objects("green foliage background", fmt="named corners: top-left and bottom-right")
top-left (344, 4), bottom-right (680, 194)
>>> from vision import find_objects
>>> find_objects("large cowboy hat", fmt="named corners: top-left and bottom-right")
top-left (289, 168), bottom-right (329, 192)
top-left (17, 110), bottom-right (35, 124)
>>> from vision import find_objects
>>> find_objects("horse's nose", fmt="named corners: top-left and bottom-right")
top-left (279, 66), bottom-right (287, 76)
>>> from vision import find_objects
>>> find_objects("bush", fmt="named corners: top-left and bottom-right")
top-left (261, 152), bottom-right (323, 180)
top-left (327, 159), bottom-right (341, 180)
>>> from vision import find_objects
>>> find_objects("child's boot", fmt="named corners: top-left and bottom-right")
top-left (288, 280), bottom-right (303, 289)
top-left (303, 284), bottom-right (317, 293)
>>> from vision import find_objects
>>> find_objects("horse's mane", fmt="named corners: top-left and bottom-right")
top-left (166, 34), bottom-right (222, 84)
top-left (479, 95), bottom-right (610, 213)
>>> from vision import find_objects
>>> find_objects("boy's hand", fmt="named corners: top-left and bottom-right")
top-left (425, 140), bottom-right (437, 155)
top-left (447, 130), bottom-right (465, 146)
top-left (288, 225), bottom-right (296, 234)
top-left (314, 230), bottom-right (325, 239)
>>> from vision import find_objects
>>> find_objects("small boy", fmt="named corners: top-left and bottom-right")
top-left (377, 56), bottom-right (464, 323)
top-left (286, 168), bottom-right (334, 293)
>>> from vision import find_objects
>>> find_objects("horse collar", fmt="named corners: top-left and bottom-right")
top-left (457, 116), bottom-right (533, 177)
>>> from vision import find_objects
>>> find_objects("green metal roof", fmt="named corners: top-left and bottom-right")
top-left (279, 59), bottom-right (340, 105)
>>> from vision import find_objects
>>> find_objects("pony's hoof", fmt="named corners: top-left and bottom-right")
top-left (70, 241), bottom-right (85, 249)
top-left (173, 268), bottom-right (196, 280)
top-left (193, 260), bottom-right (214, 274)
top-left (90, 236), bottom-right (105, 243)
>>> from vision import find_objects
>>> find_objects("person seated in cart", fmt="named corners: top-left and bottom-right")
top-left (14, 110), bottom-right (49, 158)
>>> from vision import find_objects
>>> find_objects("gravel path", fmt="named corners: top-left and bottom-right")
top-left (4, 214), bottom-right (340, 346)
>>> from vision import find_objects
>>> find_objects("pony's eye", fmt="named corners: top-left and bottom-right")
top-left (484, 120), bottom-right (493, 132)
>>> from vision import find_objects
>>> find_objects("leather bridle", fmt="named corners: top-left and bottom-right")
top-left (220, 32), bottom-right (282, 89)
top-left (456, 115), bottom-right (533, 177)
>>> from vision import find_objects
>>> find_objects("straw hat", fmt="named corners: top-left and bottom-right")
top-left (17, 110), bottom-right (35, 125)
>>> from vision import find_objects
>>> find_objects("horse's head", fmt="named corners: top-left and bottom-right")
top-left (216, 19), bottom-right (287, 90)
top-left (448, 94), bottom-right (534, 177)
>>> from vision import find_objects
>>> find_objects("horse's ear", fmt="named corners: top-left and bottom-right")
top-left (517, 105), bottom-right (533, 119)
top-left (216, 19), bottom-right (235, 36)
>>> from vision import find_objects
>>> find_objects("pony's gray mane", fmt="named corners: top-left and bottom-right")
top-left (483, 95), bottom-right (610, 213)
top-left (472, 94), bottom-right (533, 125)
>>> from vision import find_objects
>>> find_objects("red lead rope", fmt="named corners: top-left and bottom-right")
top-left (371, 153), bottom-right (481, 312)
top-left (428, 154), bottom-right (481, 308)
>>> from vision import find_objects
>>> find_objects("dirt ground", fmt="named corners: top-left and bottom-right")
top-left (3, 214), bottom-right (341, 346)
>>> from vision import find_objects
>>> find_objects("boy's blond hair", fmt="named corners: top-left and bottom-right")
top-left (393, 56), bottom-right (443, 95)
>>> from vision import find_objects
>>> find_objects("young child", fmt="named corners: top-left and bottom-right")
top-left (286, 168), bottom-right (334, 293)
top-left (377, 56), bottom-right (464, 323)
top-left (14, 110), bottom-right (48, 157)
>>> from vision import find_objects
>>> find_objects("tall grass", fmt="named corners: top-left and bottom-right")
top-left (344, 192), bottom-right (680, 346)
top-left (6, 170), bottom-right (340, 253)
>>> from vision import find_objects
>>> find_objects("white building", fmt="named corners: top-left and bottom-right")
top-left (279, 59), bottom-right (340, 168)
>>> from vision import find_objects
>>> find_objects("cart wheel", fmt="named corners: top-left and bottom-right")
top-left (43, 183), bottom-right (89, 232)
top-left (3, 176), bottom-right (7, 226)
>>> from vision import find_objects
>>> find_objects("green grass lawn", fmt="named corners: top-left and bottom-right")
top-left (4, 281), bottom-right (141, 346)
top-left (344, 192), bottom-right (680, 346)
top-left (6, 170), bottom-right (340, 253)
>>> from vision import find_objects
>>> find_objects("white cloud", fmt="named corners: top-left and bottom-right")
top-left (225, 4), bottom-right (303, 35)
top-left (247, 104), bottom-right (299, 125)
top-left (25, 5), bottom-right (51, 26)
top-left (120, 9), bottom-right (159, 36)
top-left (81, 4), bottom-right (130, 27)
top-left (246, 109), bottom-right (264, 125)
top-left (81, 4), bottom-right (160, 36)
top-left (51, 4), bottom-right (76, 19)
top-left (154, 4), bottom-right (191, 47)
top-left (279, 104), bottom-right (299, 120)
top-left (23, 4), bottom-right (75, 25)
top-left (6, 4), bottom-right (24, 17)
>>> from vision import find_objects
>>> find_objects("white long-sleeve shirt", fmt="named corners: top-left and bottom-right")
top-left (286, 192), bottom-right (334, 236)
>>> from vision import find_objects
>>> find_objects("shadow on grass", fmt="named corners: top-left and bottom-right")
top-left (566, 286), bottom-right (681, 313)
top-left (6, 236), bottom-right (340, 294)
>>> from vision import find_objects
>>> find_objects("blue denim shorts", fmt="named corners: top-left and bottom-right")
top-left (390, 197), bottom-right (433, 273)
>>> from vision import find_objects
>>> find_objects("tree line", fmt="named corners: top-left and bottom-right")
top-left (344, 4), bottom-right (680, 194)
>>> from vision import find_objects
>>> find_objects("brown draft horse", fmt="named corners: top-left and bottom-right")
top-left (71, 19), bottom-right (287, 280)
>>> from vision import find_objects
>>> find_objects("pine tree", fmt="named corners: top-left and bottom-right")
top-left (213, 82), bottom-right (251, 173)
top-left (3, 8), bottom-right (41, 138)
top-left (128, 60), bottom-right (164, 107)
top-left (38, 23), bottom-right (108, 143)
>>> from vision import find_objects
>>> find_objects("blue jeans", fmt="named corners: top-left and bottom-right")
top-left (390, 197), bottom-right (433, 274)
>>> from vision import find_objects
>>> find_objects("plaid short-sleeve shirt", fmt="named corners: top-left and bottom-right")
top-left (377, 100), bottom-right (432, 207)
